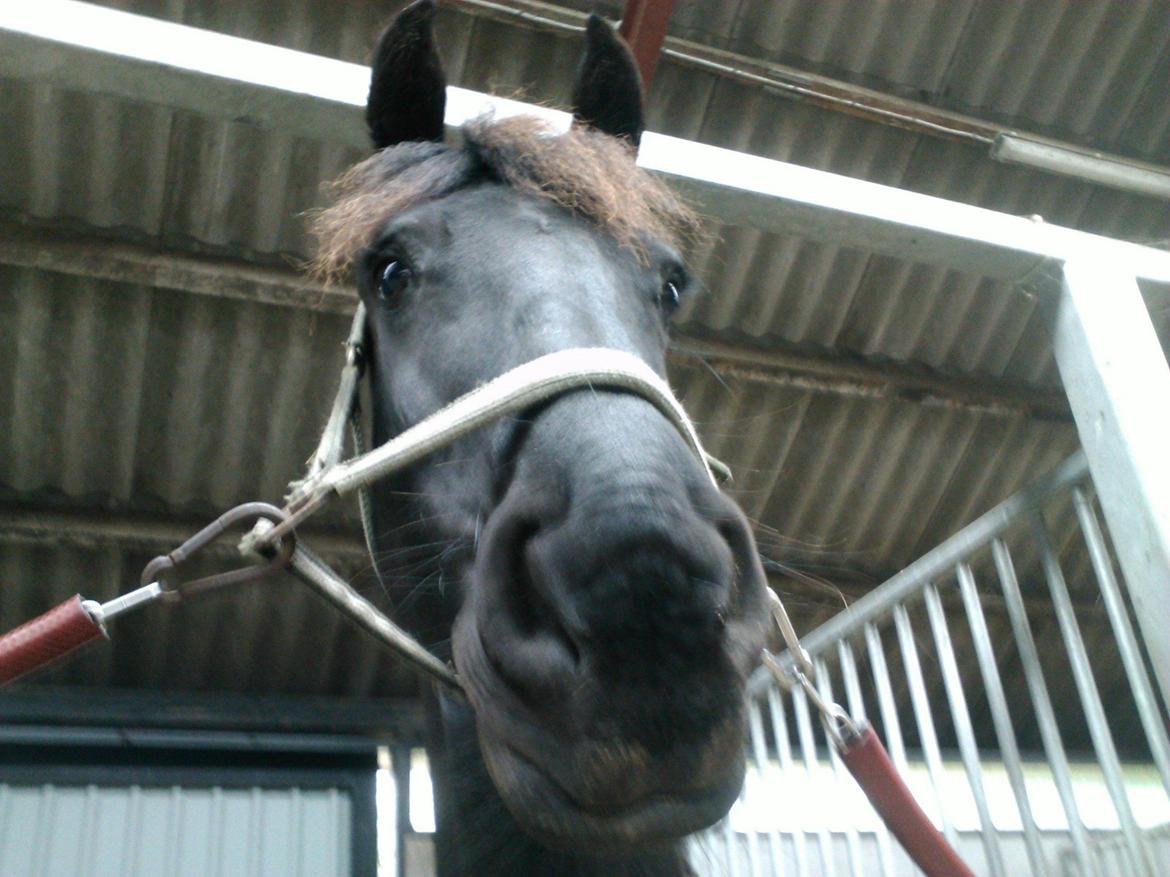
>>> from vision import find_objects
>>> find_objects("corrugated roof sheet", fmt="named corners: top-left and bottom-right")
top-left (1, 0), bottom-right (1167, 753)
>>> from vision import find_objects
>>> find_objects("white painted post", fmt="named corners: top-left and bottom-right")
top-left (1052, 258), bottom-right (1170, 710)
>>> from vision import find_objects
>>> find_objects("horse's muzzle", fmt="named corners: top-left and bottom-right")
top-left (451, 418), bottom-right (769, 847)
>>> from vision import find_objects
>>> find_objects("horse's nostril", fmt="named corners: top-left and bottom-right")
top-left (503, 525), bottom-right (542, 636)
top-left (511, 542), bottom-right (581, 666)
top-left (482, 524), bottom-right (582, 701)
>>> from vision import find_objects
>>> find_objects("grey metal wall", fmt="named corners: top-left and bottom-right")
top-left (0, 783), bottom-right (352, 877)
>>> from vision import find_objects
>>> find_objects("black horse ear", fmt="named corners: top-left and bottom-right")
top-left (367, 0), bottom-right (447, 150)
top-left (571, 14), bottom-right (645, 147)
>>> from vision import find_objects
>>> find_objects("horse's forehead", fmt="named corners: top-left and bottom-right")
top-left (442, 184), bottom-right (578, 230)
top-left (391, 183), bottom-right (613, 260)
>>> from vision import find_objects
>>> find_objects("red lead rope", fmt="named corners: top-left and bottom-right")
top-left (839, 724), bottom-right (977, 877)
top-left (0, 595), bottom-right (105, 686)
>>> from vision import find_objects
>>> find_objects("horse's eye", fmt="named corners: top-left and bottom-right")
top-left (376, 259), bottom-right (412, 303)
top-left (660, 280), bottom-right (682, 311)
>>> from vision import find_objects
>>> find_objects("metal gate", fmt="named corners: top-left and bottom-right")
top-left (693, 452), bottom-right (1170, 876)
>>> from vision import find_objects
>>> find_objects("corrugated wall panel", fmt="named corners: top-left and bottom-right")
top-left (674, 364), bottom-right (1086, 589)
top-left (0, 784), bottom-right (351, 877)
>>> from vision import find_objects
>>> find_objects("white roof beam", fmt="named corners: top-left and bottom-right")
top-left (2, 0), bottom-right (1170, 288)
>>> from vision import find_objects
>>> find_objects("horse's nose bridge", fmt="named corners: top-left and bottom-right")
top-left (498, 241), bottom-right (642, 355)
top-left (514, 389), bottom-right (736, 601)
top-left (512, 291), bottom-right (639, 358)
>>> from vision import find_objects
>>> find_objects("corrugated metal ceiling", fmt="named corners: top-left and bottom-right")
top-left (1, 0), bottom-right (1167, 752)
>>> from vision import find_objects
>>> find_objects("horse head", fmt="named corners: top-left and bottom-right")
top-left (313, 0), bottom-right (768, 865)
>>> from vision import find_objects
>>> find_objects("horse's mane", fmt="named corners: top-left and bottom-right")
top-left (310, 115), bottom-right (699, 285)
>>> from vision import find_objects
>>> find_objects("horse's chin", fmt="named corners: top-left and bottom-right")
top-left (478, 729), bottom-right (744, 853)
top-left (451, 572), bottom-right (754, 854)
top-left (455, 621), bottom-right (745, 852)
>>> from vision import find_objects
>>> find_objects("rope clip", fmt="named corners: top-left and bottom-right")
top-left (762, 588), bottom-right (861, 750)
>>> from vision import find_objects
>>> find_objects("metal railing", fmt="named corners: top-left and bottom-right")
top-left (696, 452), bottom-right (1170, 877)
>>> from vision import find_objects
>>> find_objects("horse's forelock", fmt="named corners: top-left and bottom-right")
top-left (463, 116), bottom-right (700, 261)
top-left (309, 141), bottom-right (472, 285)
top-left (309, 115), bottom-right (701, 285)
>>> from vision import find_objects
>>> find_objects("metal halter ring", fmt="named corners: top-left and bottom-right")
top-left (140, 502), bottom-right (296, 598)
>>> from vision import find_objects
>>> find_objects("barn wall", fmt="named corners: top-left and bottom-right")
top-left (0, 783), bottom-right (352, 877)
top-left (0, 725), bottom-right (379, 877)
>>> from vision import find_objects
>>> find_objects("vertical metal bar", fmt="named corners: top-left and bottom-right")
top-left (750, 691), bottom-right (786, 875)
top-left (794, 685), bottom-right (838, 877)
top-left (0, 785), bottom-right (10, 877)
top-left (685, 835), bottom-right (706, 876)
top-left (892, 602), bottom-right (959, 850)
top-left (838, 641), bottom-right (867, 723)
top-left (768, 687), bottom-right (810, 877)
top-left (864, 622), bottom-right (915, 875)
top-left (1072, 486), bottom-right (1170, 799)
top-left (32, 784), bottom-right (53, 877)
top-left (956, 562), bottom-right (1051, 877)
top-left (1030, 512), bottom-right (1154, 876)
top-left (245, 787), bottom-right (261, 877)
top-left (328, 787), bottom-right (344, 877)
top-left (838, 641), bottom-right (896, 877)
top-left (210, 786), bottom-right (225, 877)
top-left (869, 814), bottom-right (897, 874)
top-left (723, 811), bottom-right (743, 877)
top-left (127, 785), bottom-right (145, 877)
top-left (992, 538), bottom-right (1097, 875)
top-left (163, 786), bottom-right (181, 877)
top-left (392, 744), bottom-right (411, 877)
top-left (1052, 260), bottom-right (1170, 711)
top-left (746, 699), bottom-right (767, 877)
top-left (923, 582), bottom-right (1007, 877)
top-left (815, 658), bottom-right (865, 877)
top-left (864, 624), bottom-right (909, 772)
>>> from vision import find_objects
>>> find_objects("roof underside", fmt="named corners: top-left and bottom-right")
top-left (2, 0), bottom-right (1168, 757)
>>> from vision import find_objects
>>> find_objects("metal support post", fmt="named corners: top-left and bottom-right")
top-left (619, 0), bottom-right (676, 89)
top-left (1051, 259), bottom-right (1170, 710)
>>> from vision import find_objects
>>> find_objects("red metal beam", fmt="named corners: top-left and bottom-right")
top-left (618, 0), bottom-right (676, 89)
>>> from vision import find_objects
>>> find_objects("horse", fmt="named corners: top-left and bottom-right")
top-left (312, 2), bottom-right (769, 872)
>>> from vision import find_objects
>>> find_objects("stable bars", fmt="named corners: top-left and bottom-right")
top-left (697, 454), bottom-right (1170, 876)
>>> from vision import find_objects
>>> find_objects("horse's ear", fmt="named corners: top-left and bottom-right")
top-left (571, 14), bottom-right (645, 148)
top-left (367, 0), bottom-right (447, 150)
